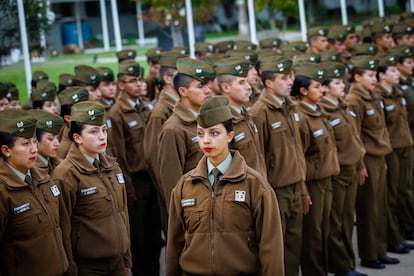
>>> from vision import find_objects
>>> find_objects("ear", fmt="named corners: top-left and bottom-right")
top-left (299, 87), bottom-right (308, 96)
top-left (227, 130), bottom-right (235, 143)
top-left (117, 81), bottom-right (125, 91)
top-left (178, 86), bottom-right (187, 98)
top-left (63, 115), bottom-right (71, 125)
top-left (1, 145), bottom-right (10, 157)
top-left (354, 73), bottom-right (361, 82)
top-left (378, 71), bottom-right (385, 81)
top-left (220, 82), bottom-right (231, 95)
top-left (73, 133), bottom-right (82, 145)
top-left (264, 79), bottom-right (272, 89)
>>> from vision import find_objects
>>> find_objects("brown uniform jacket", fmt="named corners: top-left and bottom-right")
top-left (374, 84), bottom-right (413, 149)
top-left (230, 106), bottom-right (267, 176)
top-left (346, 83), bottom-right (392, 157)
top-left (251, 88), bottom-right (306, 188)
top-left (297, 102), bottom-right (340, 181)
top-left (57, 125), bottom-right (72, 159)
top-left (106, 95), bottom-right (151, 195)
top-left (398, 76), bottom-right (414, 129)
top-left (143, 90), bottom-right (177, 200)
top-left (319, 97), bottom-right (365, 167)
top-left (35, 155), bottom-right (62, 177)
top-left (167, 151), bottom-right (284, 276)
top-left (0, 160), bottom-right (69, 276)
top-left (52, 144), bottom-right (131, 274)
top-left (158, 102), bottom-right (203, 208)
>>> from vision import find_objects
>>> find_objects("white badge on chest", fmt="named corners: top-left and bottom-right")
top-left (235, 190), bottom-right (246, 202)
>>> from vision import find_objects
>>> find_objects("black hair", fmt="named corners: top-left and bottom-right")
top-left (291, 75), bottom-right (312, 99)
top-left (261, 71), bottom-right (277, 85)
top-left (159, 66), bottom-right (175, 78)
top-left (32, 100), bottom-right (45, 110)
top-left (350, 67), bottom-right (367, 82)
top-left (173, 73), bottom-right (195, 96)
top-left (35, 128), bottom-right (45, 141)
top-left (0, 132), bottom-right (16, 159)
top-left (68, 121), bottom-right (85, 143)
top-left (222, 119), bottom-right (234, 145)
top-left (376, 65), bottom-right (390, 81)
top-left (322, 78), bottom-right (333, 86)
top-left (60, 104), bottom-right (72, 117)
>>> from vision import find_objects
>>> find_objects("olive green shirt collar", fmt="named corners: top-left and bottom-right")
top-left (207, 152), bottom-right (232, 186)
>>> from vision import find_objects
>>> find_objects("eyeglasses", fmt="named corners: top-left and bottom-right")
top-left (121, 78), bottom-right (143, 84)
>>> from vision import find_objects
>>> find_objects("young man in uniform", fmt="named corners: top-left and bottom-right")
top-left (158, 57), bottom-right (215, 208)
top-left (251, 56), bottom-right (306, 276)
top-left (96, 66), bottom-right (117, 109)
top-left (306, 27), bottom-right (329, 54)
top-left (106, 60), bottom-right (162, 276)
top-left (214, 56), bottom-right (266, 176)
top-left (74, 64), bottom-right (102, 102)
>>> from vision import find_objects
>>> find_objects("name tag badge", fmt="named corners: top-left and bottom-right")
top-left (329, 118), bottom-right (341, 127)
top-left (14, 203), bottom-right (31, 215)
top-left (366, 109), bottom-right (375, 116)
top-left (313, 129), bottom-right (324, 138)
top-left (50, 185), bottom-right (60, 197)
top-left (349, 110), bottom-right (357, 117)
top-left (271, 121), bottom-right (282, 129)
top-left (294, 113), bottom-right (300, 122)
top-left (380, 101), bottom-right (384, 109)
top-left (181, 198), bottom-right (196, 207)
top-left (191, 136), bottom-right (198, 143)
top-left (235, 190), bottom-right (246, 202)
top-left (253, 124), bottom-right (258, 133)
top-left (402, 98), bottom-right (407, 106)
top-left (81, 186), bottom-right (98, 196)
top-left (116, 173), bottom-right (125, 184)
top-left (148, 103), bottom-right (154, 110)
top-left (106, 119), bottom-right (112, 128)
top-left (128, 120), bottom-right (138, 128)
top-left (401, 85), bottom-right (409, 91)
top-left (385, 104), bottom-right (395, 112)
top-left (234, 132), bottom-right (246, 142)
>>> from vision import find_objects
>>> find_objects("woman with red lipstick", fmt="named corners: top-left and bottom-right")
top-left (166, 96), bottom-right (284, 276)
top-left (346, 56), bottom-right (395, 269)
top-left (374, 54), bottom-right (414, 254)
top-left (290, 63), bottom-right (340, 276)
top-left (0, 109), bottom-right (69, 275)
top-left (52, 101), bottom-right (131, 276)
top-left (29, 110), bottom-right (64, 175)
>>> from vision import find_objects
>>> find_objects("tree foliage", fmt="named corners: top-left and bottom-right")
top-left (255, 0), bottom-right (298, 18)
top-left (0, 0), bottom-right (52, 59)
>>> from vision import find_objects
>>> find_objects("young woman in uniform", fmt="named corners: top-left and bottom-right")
top-left (166, 96), bottom-right (284, 276)
top-left (30, 110), bottom-right (64, 175)
top-left (0, 109), bottom-right (69, 275)
top-left (32, 80), bottom-right (59, 115)
top-left (291, 63), bottom-right (340, 276)
top-left (52, 101), bottom-right (131, 275)
top-left (319, 62), bottom-right (367, 276)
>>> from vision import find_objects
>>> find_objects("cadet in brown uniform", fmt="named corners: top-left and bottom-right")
top-left (319, 62), bottom-right (367, 276)
top-left (53, 101), bottom-right (131, 275)
top-left (106, 60), bottom-right (162, 276)
top-left (214, 56), bottom-right (267, 176)
top-left (97, 66), bottom-right (117, 109)
top-left (346, 56), bottom-right (396, 269)
top-left (306, 27), bottom-right (330, 55)
top-left (291, 63), bottom-right (340, 276)
top-left (167, 96), bottom-right (284, 276)
top-left (374, 54), bottom-right (414, 253)
top-left (56, 86), bottom-right (89, 159)
top-left (251, 56), bottom-right (306, 276)
top-left (31, 80), bottom-right (59, 115)
top-left (158, 57), bottom-right (215, 208)
top-left (30, 110), bottom-right (64, 175)
top-left (0, 109), bottom-right (69, 275)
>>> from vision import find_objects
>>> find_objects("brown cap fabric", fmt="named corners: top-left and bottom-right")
top-left (146, 47), bottom-right (162, 63)
top-left (377, 53), bottom-right (398, 67)
top-left (233, 40), bottom-right (257, 51)
top-left (293, 53), bottom-right (321, 64)
top-left (260, 56), bottom-right (293, 74)
top-left (328, 25), bottom-right (347, 42)
top-left (31, 80), bottom-right (57, 102)
top-left (58, 86), bottom-right (89, 106)
top-left (228, 50), bottom-right (258, 65)
top-left (215, 40), bottom-right (235, 53)
top-left (0, 109), bottom-right (37, 138)
top-left (116, 49), bottom-right (136, 61)
top-left (96, 67), bottom-right (115, 82)
top-left (257, 48), bottom-right (280, 59)
top-left (74, 65), bottom-right (100, 86)
top-left (176, 58), bottom-right (215, 84)
top-left (281, 41), bottom-right (309, 53)
top-left (393, 23), bottom-right (414, 34)
top-left (32, 71), bottom-right (49, 82)
top-left (158, 52), bottom-right (187, 69)
top-left (197, 96), bottom-right (231, 128)
top-left (29, 110), bottom-right (64, 135)
top-left (294, 62), bottom-right (327, 83)
top-left (118, 60), bottom-right (143, 77)
top-left (371, 22), bottom-right (393, 34)
top-left (350, 55), bottom-right (379, 71)
top-left (259, 37), bottom-right (282, 49)
top-left (307, 27), bottom-right (329, 38)
top-left (200, 54), bottom-right (224, 65)
top-left (59, 73), bottom-right (76, 87)
top-left (170, 47), bottom-right (189, 55)
top-left (390, 45), bottom-right (414, 58)
top-left (70, 101), bottom-right (106, 126)
top-left (352, 44), bottom-right (378, 56)
top-left (214, 57), bottom-right (250, 77)
top-left (321, 50), bottom-right (342, 62)
top-left (195, 42), bottom-right (216, 53)
top-left (5, 82), bottom-right (19, 101)
top-left (323, 62), bottom-right (347, 79)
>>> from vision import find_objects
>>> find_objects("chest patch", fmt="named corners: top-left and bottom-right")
top-left (385, 104), bottom-right (395, 112)
top-left (380, 101), bottom-right (384, 109)
top-left (50, 185), bottom-right (60, 197)
top-left (181, 198), bottom-right (196, 207)
top-left (313, 129), bottom-right (324, 138)
top-left (366, 109), bottom-right (375, 116)
top-left (294, 113), bottom-right (300, 122)
top-left (81, 186), bottom-right (98, 196)
top-left (271, 121), bottom-right (282, 129)
top-left (329, 118), bottom-right (341, 127)
top-left (234, 132), bottom-right (246, 142)
top-left (14, 203), bottom-right (31, 215)
top-left (235, 190), bottom-right (246, 202)
top-left (402, 98), bottom-right (407, 106)
top-left (253, 124), bottom-right (258, 133)
top-left (349, 110), bottom-right (357, 117)
top-left (106, 119), bottom-right (112, 128)
top-left (401, 85), bottom-right (409, 91)
top-left (191, 136), bottom-right (198, 143)
top-left (116, 173), bottom-right (125, 184)
top-left (128, 120), bottom-right (138, 128)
